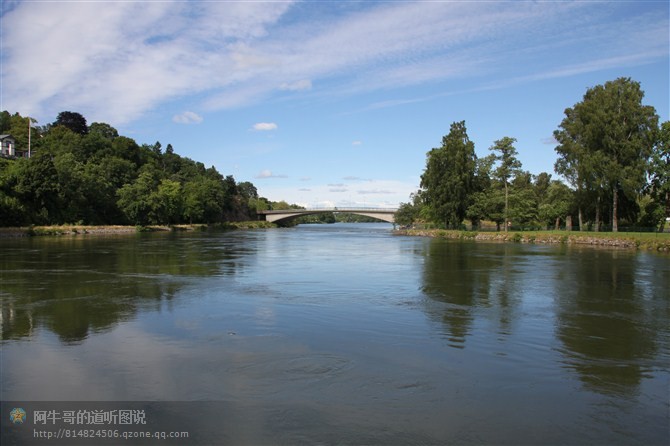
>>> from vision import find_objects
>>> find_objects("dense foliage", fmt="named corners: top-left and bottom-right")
top-left (402, 78), bottom-right (668, 232)
top-left (420, 121), bottom-right (476, 229)
top-left (0, 111), bottom-right (271, 226)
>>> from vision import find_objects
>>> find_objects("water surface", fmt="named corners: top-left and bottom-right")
top-left (1, 224), bottom-right (668, 444)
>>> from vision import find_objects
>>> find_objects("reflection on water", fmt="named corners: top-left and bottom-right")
top-left (1, 225), bottom-right (669, 445)
top-left (554, 249), bottom-right (666, 396)
top-left (1, 233), bottom-right (253, 343)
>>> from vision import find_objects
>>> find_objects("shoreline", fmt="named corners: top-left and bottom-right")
top-left (2, 224), bottom-right (668, 252)
top-left (0, 222), bottom-right (275, 238)
top-left (395, 228), bottom-right (670, 252)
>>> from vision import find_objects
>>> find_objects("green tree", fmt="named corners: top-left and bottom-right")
top-left (151, 179), bottom-right (183, 224)
top-left (490, 137), bottom-right (522, 232)
top-left (648, 121), bottom-right (670, 231)
top-left (395, 192), bottom-right (425, 227)
top-left (183, 178), bottom-right (225, 224)
top-left (420, 121), bottom-right (477, 228)
top-left (117, 168), bottom-right (161, 225)
top-left (53, 111), bottom-right (88, 135)
top-left (88, 122), bottom-right (119, 140)
top-left (0, 111), bottom-right (11, 133)
top-left (11, 154), bottom-right (62, 223)
top-left (538, 181), bottom-right (573, 229)
top-left (4, 112), bottom-right (39, 154)
top-left (554, 78), bottom-right (658, 232)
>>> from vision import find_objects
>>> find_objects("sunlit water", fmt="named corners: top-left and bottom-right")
top-left (1, 223), bottom-right (669, 445)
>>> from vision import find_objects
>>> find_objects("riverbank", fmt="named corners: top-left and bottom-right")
top-left (0, 221), bottom-right (275, 238)
top-left (395, 228), bottom-right (670, 252)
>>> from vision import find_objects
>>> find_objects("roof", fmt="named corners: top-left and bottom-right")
top-left (0, 134), bottom-right (15, 140)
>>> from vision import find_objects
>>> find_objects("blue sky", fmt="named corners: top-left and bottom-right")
top-left (1, 1), bottom-right (668, 208)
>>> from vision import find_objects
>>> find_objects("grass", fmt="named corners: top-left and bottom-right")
top-left (397, 228), bottom-right (670, 252)
top-left (0, 221), bottom-right (277, 237)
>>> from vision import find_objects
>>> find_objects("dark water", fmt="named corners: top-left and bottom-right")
top-left (1, 224), bottom-right (669, 445)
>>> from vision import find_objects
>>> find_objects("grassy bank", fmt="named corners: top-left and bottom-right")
top-left (0, 221), bottom-right (276, 238)
top-left (396, 228), bottom-right (670, 252)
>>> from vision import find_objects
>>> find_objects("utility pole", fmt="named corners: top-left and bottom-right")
top-left (27, 116), bottom-right (31, 158)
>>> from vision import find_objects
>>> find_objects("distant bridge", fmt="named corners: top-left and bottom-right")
top-left (258, 207), bottom-right (397, 224)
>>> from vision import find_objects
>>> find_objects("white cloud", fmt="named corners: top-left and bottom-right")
top-left (280, 79), bottom-right (312, 91)
top-left (541, 136), bottom-right (558, 146)
top-left (172, 111), bottom-right (203, 124)
top-left (255, 169), bottom-right (287, 179)
top-left (257, 178), bottom-right (417, 209)
top-left (1, 1), bottom-right (666, 125)
top-left (358, 189), bottom-right (394, 195)
top-left (252, 122), bottom-right (278, 131)
top-left (352, 141), bottom-right (362, 146)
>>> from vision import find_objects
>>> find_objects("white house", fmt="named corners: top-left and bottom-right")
top-left (0, 134), bottom-right (29, 158)
top-left (0, 134), bottom-right (16, 157)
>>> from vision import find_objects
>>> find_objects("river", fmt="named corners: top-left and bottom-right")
top-left (1, 223), bottom-right (668, 445)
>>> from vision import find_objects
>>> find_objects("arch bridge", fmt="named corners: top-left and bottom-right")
top-left (258, 207), bottom-right (397, 224)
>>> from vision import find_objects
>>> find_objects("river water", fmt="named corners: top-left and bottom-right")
top-left (1, 223), bottom-right (668, 445)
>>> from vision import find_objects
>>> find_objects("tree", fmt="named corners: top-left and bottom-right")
top-left (534, 172), bottom-right (552, 203)
top-left (395, 192), bottom-right (426, 227)
top-left (420, 121), bottom-right (477, 228)
top-left (508, 171), bottom-right (538, 228)
top-left (88, 122), bottom-right (119, 140)
top-left (151, 179), bottom-right (183, 224)
top-left (538, 181), bottom-right (573, 229)
top-left (554, 78), bottom-right (658, 232)
top-left (0, 111), bottom-right (11, 133)
top-left (490, 137), bottom-right (521, 232)
top-left (4, 112), bottom-right (39, 153)
top-left (648, 121), bottom-right (670, 231)
top-left (117, 168), bottom-right (160, 225)
top-left (53, 111), bottom-right (88, 135)
top-left (183, 178), bottom-right (225, 223)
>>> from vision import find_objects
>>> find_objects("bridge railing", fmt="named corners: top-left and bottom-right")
top-left (259, 207), bottom-right (398, 214)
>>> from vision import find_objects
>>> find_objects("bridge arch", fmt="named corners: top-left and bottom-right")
top-left (258, 208), bottom-right (396, 224)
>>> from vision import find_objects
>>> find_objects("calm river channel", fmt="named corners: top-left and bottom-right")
top-left (1, 223), bottom-right (669, 445)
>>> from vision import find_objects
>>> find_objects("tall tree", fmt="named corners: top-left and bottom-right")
top-left (490, 136), bottom-right (521, 232)
top-left (53, 111), bottom-right (89, 135)
top-left (420, 121), bottom-right (477, 228)
top-left (554, 78), bottom-right (658, 231)
top-left (648, 121), bottom-right (670, 231)
top-left (538, 181), bottom-right (573, 230)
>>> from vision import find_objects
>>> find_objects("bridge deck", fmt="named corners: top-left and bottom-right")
top-left (258, 208), bottom-right (398, 214)
top-left (257, 208), bottom-right (397, 223)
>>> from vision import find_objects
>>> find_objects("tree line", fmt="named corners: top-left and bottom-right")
top-left (396, 78), bottom-right (669, 232)
top-left (0, 111), bottom-right (281, 227)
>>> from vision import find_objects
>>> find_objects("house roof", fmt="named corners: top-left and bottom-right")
top-left (0, 134), bottom-right (14, 140)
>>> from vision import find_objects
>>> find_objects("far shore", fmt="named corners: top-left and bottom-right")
top-left (2, 223), bottom-right (668, 252)
top-left (395, 228), bottom-right (670, 252)
top-left (0, 221), bottom-right (275, 238)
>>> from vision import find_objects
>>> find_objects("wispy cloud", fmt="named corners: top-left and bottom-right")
top-left (1, 1), bottom-right (666, 124)
top-left (358, 189), bottom-right (394, 195)
top-left (280, 79), bottom-right (312, 91)
top-left (172, 111), bottom-right (203, 124)
top-left (252, 122), bottom-right (278, 131)
top-left (541, 136), bottom-right (558, 146)
top-left (255, 169), bottom-right (287, 179)
top-left (351, 141), bottom-right (362, 146)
